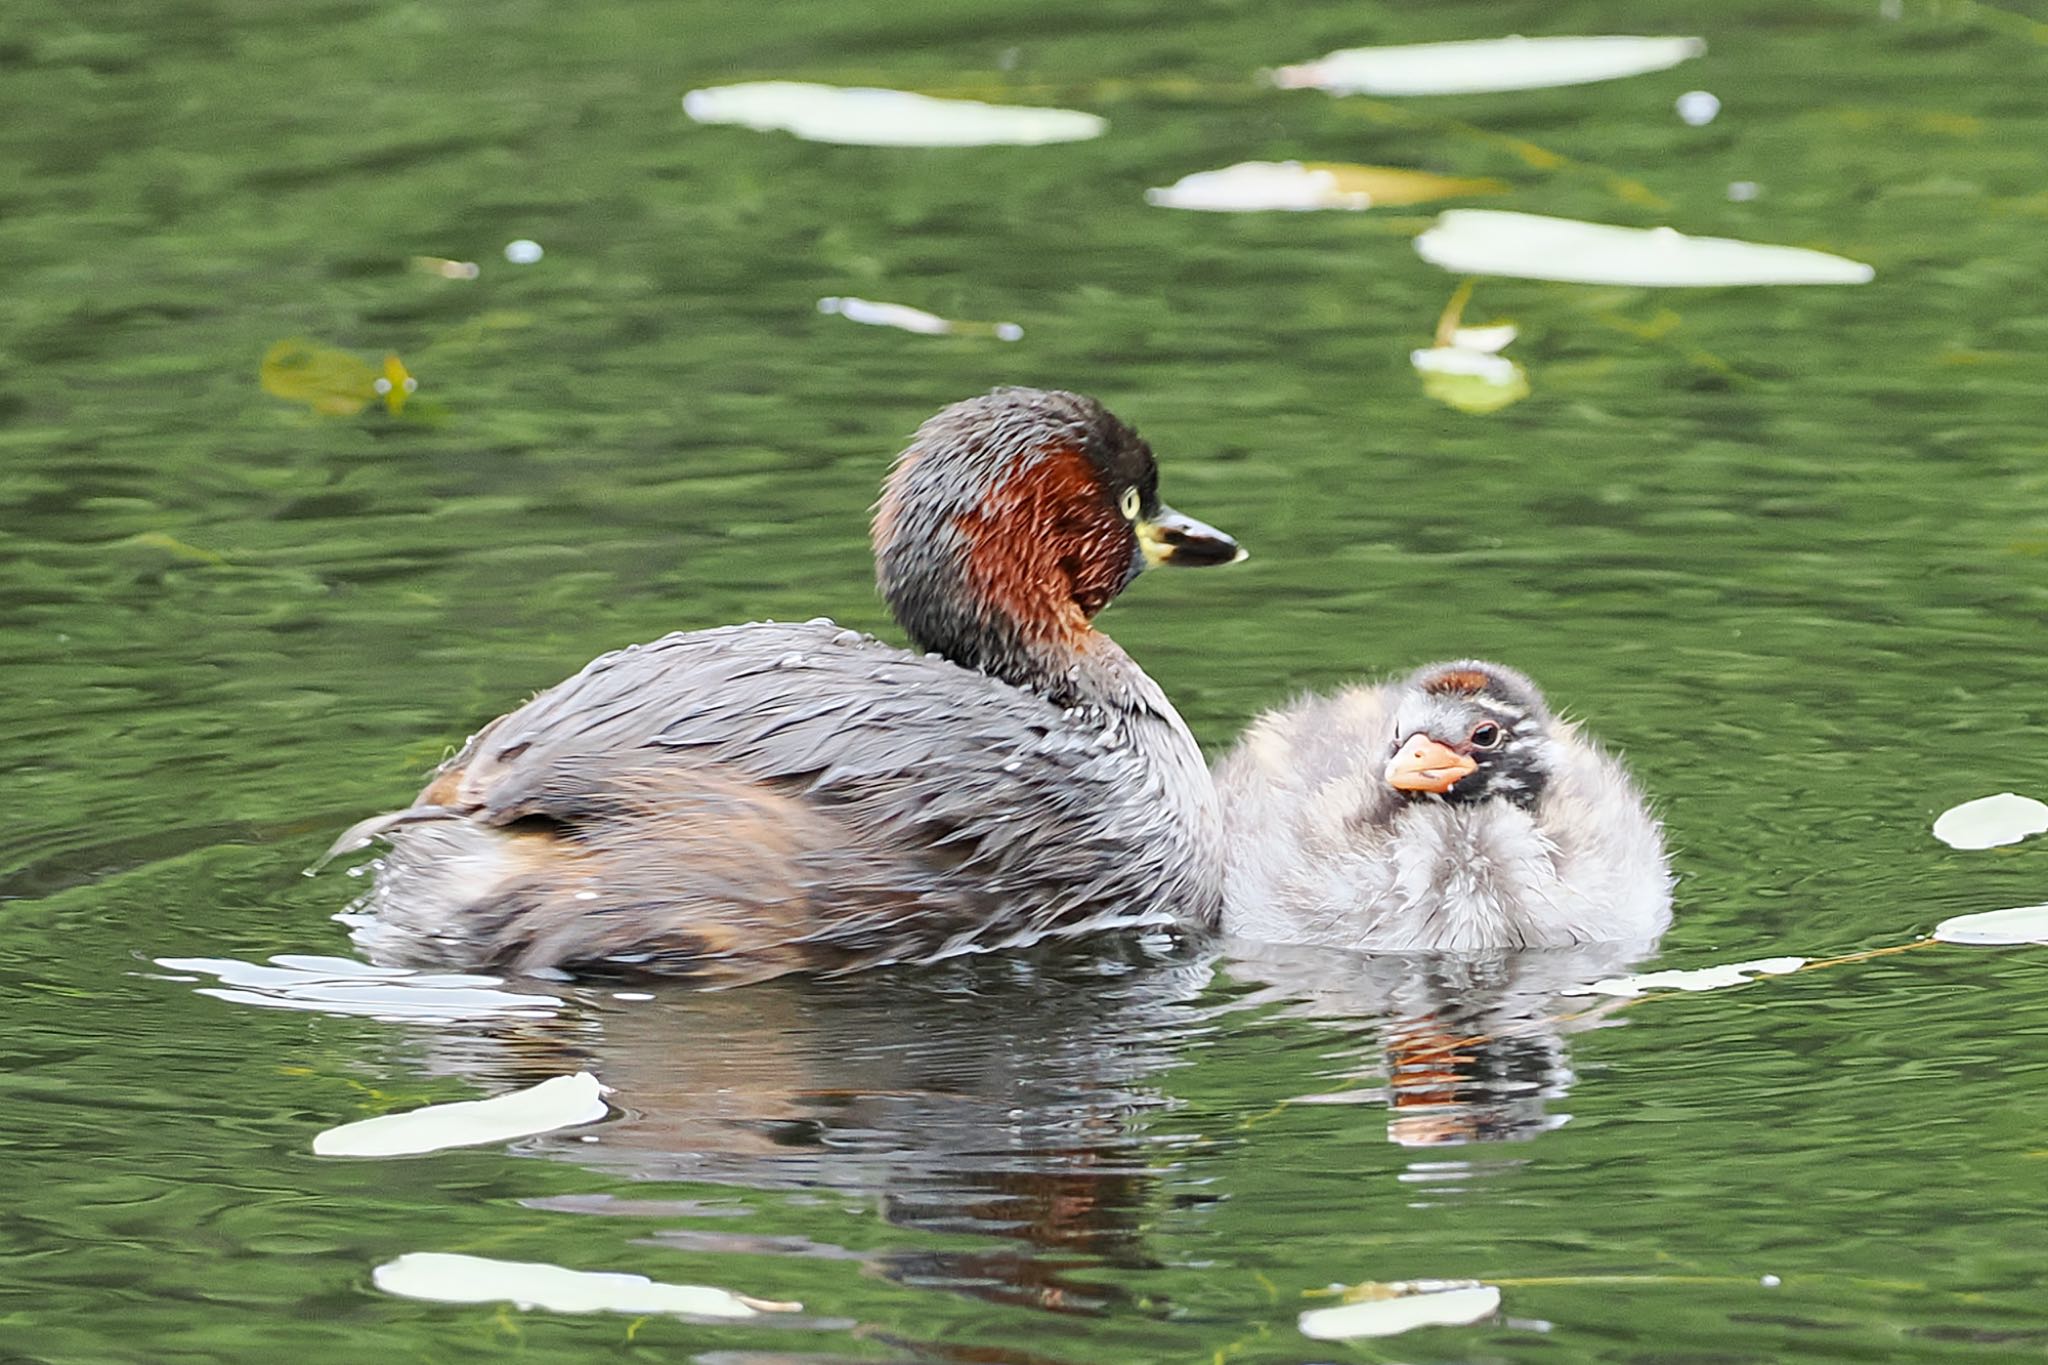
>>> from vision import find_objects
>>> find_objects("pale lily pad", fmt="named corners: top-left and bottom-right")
top-left (314, 1073), bottom-right (610, 1157)
top-left (1272, 35), bottom-right (1704, 96)
top-left (1415, 210), bottom-right (1875, 286)
top-left (1145, 161), bottom-right (1503, 212)
top-left (157, 955), bottom-right (562, 1023)
top-left (1933, 905), bottom-right (2048, 945)
top-left (818, 296), bottom-right (1020, 340)
top-left (372, 1251), bottom-right (798, 1318)
top-left (1932, 792), bottom-right (2048, 849)
top-left (1566, 956), bottom-right (1808, 998)
top-left (1299, 1281), bottom-right (1501, 1340)
top-left (682, 82), bottom-right (1103, 146)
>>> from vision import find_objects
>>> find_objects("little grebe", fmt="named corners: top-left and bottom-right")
top-left (1215, 660), bottom-right (1670, 951)
top-left (331, 388), bottom-right (1242, 981)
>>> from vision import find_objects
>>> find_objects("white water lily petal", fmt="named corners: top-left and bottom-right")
top-left (1412, 346), bottom-right (1519, 385)
top-left (314, 1073), bottom-right (610, 1157)
top-left (1450, 322), bottom-right (1518, 353)
top-left (157, 955), bottom-right (562, 1022)
top-left (373, 1252), bottom-right (797, 1318)
top-left (1300, 1282), bottom-right (1501, 1340)
top-left (1273, 35), bottom-right (1704, 96)
top-left (683, 82), bottom-right (1103, 146)
top-left (818, 296), bottom-right (1020, 340)
top-left (1567, 956), bottom-right (1808, 998)
top-left (1148, 161), bottom-right (1372, 212)
top-left (1933, 905), bottom-right (2048, 945)
top-left (1933, 793), bottom-right (2048, 849)
top-left (822, 296), bottom-right (950, 335)
top-left (1147, 161), bottom-right (1503, 213)
top-left (1415, 210), bottom-right (1875, 286)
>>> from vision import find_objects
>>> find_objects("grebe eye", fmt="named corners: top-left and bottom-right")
top-left (1118, 487), bottom-right (1141, 521)
top-left (1470, 723), bottom-right (1503, 750)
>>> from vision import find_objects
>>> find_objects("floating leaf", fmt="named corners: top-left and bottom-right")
top-left (683, 82), bottom-right (1104, 146)
top-left (1413, 283), bottom-right (1530, 412)
top-left (818, 296), bottom-right (1021, 340)
top-left (260, 340), bottom-right (378, 416)
top-left (372, 1252), bottom-right (798, 1318)
top-left (1299, 1281), bottom-right (1501, 1340)
top-left (1565, 956), bottom-right (1808, 998)
top-left (1411, 344), bottom-right (1530, 413)
top-left (1932, 793), bottom-right (2048, 849)
top-left (260, 341), bottom-right (417, 416)
top-left (314, 1073), bottom-right (609, 1157)
top-left (1145, 161), bottom-right (1503, 212)
top-left (1415, 210), bottom-right (1875, 286)
top-left (1272, 35), bottom-right (1705, 96)
top-left (156, 954), bottom-right (562, 1022)
top-left (1933, 905), bottom-right (2048, 945)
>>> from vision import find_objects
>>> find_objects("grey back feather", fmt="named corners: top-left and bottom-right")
top-left (357, 619), bottom-right (1220, 974)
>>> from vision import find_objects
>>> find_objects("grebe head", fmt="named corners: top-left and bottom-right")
top-left (1384, 661), bottom-right (1558, 809)
top-left (874, 388), bottom-right (1241, 696)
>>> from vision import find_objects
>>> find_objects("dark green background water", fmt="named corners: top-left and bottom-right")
top-left (6, 0), bottom-right (2048, 1359)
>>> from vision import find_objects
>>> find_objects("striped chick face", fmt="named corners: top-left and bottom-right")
top-left (1383, 661), bottom-right (1556, 809)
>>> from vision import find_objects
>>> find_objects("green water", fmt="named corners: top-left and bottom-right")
top-left (6, 0), bottom-right (2048, 1359)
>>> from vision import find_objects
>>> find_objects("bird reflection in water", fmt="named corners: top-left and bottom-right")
top-left (1224, 936), bottom-right (1662, 1179)
top-left (414, 944), bottom-right (1216, 1327)
top-left (402, 930), bottom-right (1660, 1346)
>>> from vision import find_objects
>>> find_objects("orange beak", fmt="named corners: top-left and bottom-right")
top-left (1385, 733), bottom-right (1478, 794)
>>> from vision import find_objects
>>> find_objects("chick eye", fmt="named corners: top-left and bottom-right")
top-left (1119, 486), bottom-right (1141, 521)
top-left (1470, 723), bottom-right (1504, 750)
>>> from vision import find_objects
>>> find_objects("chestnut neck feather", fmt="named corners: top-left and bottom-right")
top-left (878, 443), bottom-right (1141, 709)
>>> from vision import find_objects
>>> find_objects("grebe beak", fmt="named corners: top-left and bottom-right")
top-left (1385, 734), bottom-right (1478, 794)
top-left (1137, 506), bottom-right (1245, 568)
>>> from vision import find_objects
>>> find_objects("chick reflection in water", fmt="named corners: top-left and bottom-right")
top-left (1228, 938), bottom-right (1657, 1153)
top-left (1217, 659), bottom-right (1671, 1151)
top-left (419, 952), bottom-right (1215, 1316)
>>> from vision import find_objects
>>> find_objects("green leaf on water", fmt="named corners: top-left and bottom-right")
top-left (260, 341), bottom-right (418, 416)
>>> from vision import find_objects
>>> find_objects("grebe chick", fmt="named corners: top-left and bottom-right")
top-left (1215, 660), bottom-right (1670, 952)
top-left (332, 387), bottom-right (1243, 982)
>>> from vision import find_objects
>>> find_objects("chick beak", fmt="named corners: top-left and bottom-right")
top-left (1385, 733), bottom-right (1478, 794)
top-left (1137, 505), bottom-right (1245, 568)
